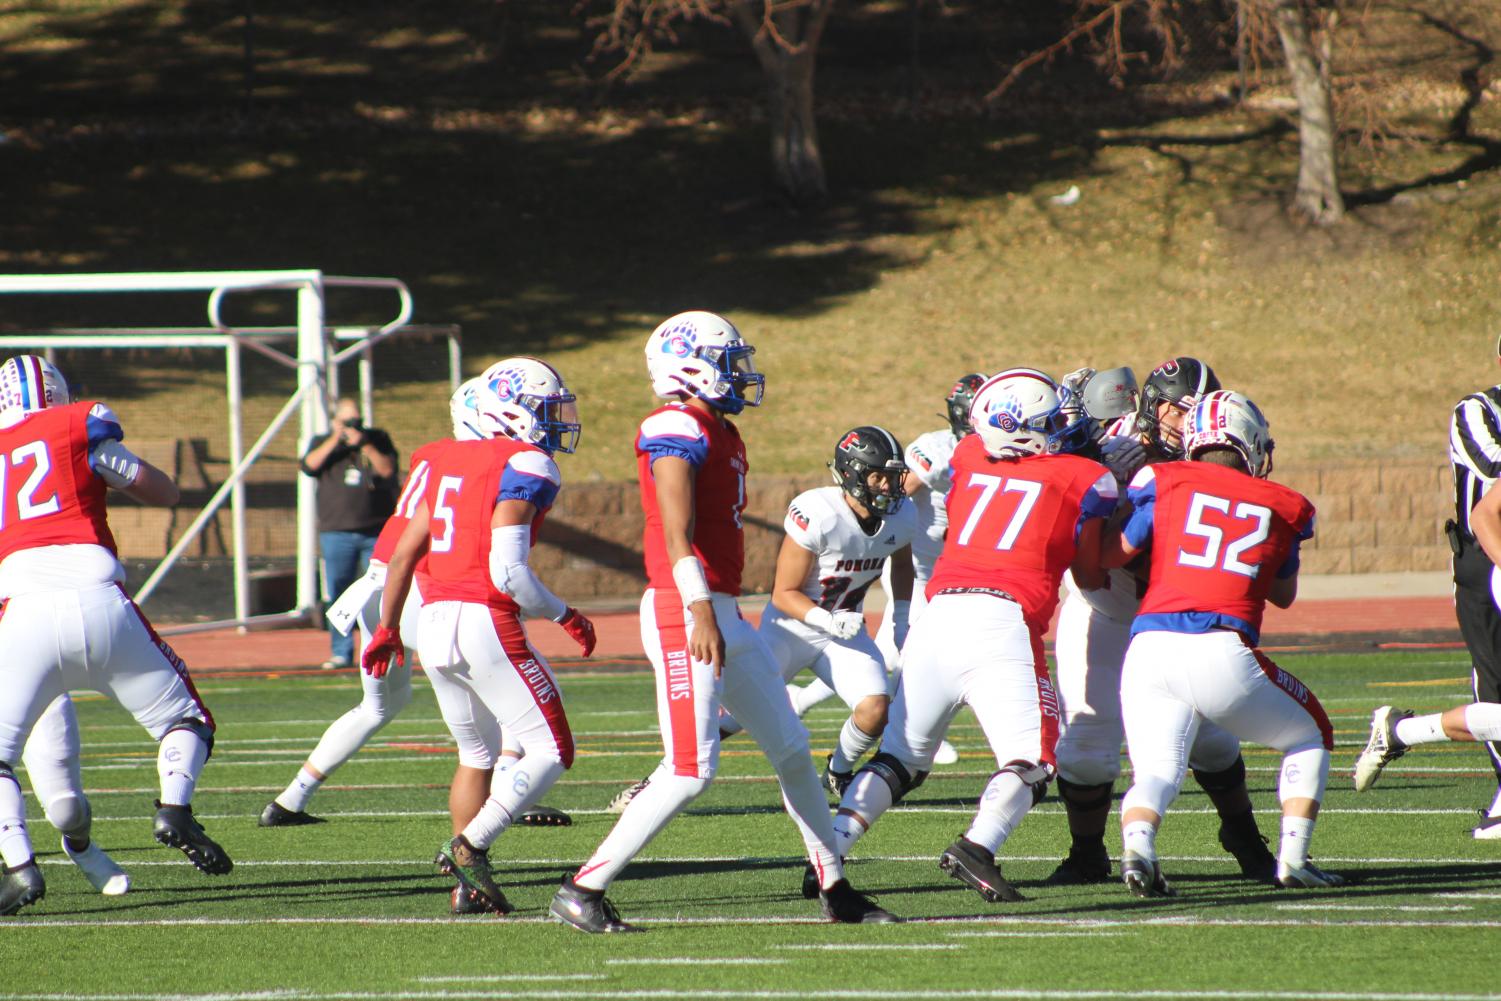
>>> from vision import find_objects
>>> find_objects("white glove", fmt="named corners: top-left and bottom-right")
top-left (1060, 367), bottom-right (1096, 396)
top-left (891, 599), bottom-right (911, 652)
top-left (1099, 435), bottom-right (1147, 485)
top-left (804, 606), bottom-right (865, 640)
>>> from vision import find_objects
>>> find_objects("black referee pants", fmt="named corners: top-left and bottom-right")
top-left (1453, 540), bottom-right (1501, 790)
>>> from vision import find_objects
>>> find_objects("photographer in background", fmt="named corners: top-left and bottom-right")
top-left (300, 397), bottom-right (399, 669)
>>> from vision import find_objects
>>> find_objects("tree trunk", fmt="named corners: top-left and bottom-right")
top-left (1267, 0), bottom-right (1344, 224)
top-left (730, 0), bottom-right (835, 204)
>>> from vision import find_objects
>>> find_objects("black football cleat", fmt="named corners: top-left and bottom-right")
top-left (939, 836), bottom-right (1025, 903)
top-left (0, 861), bottom-right (45, 916)
top-left (1120, 851), bottom-right (1176, 898)
top-left (451, 883), bottom-right (505, 915)
top-left (819, 878), bottom-right (900, 924)
top-left (258, 801), bottom-right (326, 828)
top-left (517, 804), bottom-right (573, 827)
top-left (435, 836), bottom-right (514, 915)
top-left (1044, 840), bottom-right (1112, 885)
top-left (1218, 823), bottom-right (1277, 884)
top-left (154, 801), bottom-right (233, 875)
top-left (801, 863), bottom-right (820, 900)
top-left (550, 875), bottom-right (641, 933)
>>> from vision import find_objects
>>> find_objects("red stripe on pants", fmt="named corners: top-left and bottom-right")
top-left (488, 607), bottom-right (574, 768)
top-left (652, 589), bottom-right (701, 777)
top-left (121, 586), bottom-right (215, 730)
top-left (1029, 626), bottom-right (1060, 768)
top-left (1252, 648), bottom-right (1334, 751)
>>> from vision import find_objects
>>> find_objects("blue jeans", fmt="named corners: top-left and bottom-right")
top-left (319, 530), bottom-right (378, 663)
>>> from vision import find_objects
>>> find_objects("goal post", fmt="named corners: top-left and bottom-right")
top-left (0, 270), bottom-right (460, 634)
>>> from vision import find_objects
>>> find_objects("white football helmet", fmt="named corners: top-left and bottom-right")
top-left (476, 357), bottom-right (581, 454)
top-left (1183, 389), bottom-right (1274, 478)
top-left (449, 376), bottom-right (487, 442)
top-left (0, 354), bottom-right (70, 427)
top-left (644, 310), bottom-right (764, 415)
top-left (969, 367), bottom-right (1071, 459)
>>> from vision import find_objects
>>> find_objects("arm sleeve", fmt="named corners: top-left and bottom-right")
top-left (1121, 465), bottom-right (1159, 549)
top-left (637, 410), bottom-right (710, 468)
top-left (496, 449), bottom-right (562, 512)
top-left (489, 523), bottom-right (568, 622)
top-left (89, 439), bottom-right (143, 488)
top-left (84, 403), bottom-right (124, 448)
top-left (1453, 397), bottom-right (1501, 481)
top-left (1074, 469), bottom-right (1119, 542)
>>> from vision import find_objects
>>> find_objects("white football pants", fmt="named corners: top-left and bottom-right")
top-left (20, 694), bottom-right (91, 837)
top-left (759, 604), bottom-right (889, 706)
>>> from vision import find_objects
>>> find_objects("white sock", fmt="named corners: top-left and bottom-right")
top-left (1394, 713), bottom-right (1447, 747)
top-left (829, 719), bottom-right (877, 774)
top-left (963, 771), bottom-right (1034, 854)
top-left (1121, 820), bottom-right (1157, 862)
top-left (788, 679), bottom-right (837, 718)
top-left (1278, 815), bottom-right (1316, 868)
top-left (834, 769), bottom-right (894, 856)
top-left (158, 729), bottom-right (210, 806)
top-left (277, 767), bottom-right (324, 813)
top-left (1463, 703), bottom-right (1501, 743)
top-left (0, 772), bottom-right (32, 869)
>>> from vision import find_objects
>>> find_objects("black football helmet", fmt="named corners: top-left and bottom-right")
top-left (944, 373), bottom-right (987, 439)
top-left (831, 425), bottom-right (907, 514)
top-left (1133, 357), bottom-right (1220, 458)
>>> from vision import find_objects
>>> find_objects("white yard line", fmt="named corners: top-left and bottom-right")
top-left (605, 959), bottom-right (788, 966)
top-left (6, 988), bottom-right (1501, 1001)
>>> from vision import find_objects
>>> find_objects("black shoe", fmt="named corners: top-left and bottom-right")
top-left (258, 801), bottom-right (326, 828)
top-left (1120, 851), bottom-right (1176, 898)
top-left (801, 863), bottom-right (820, 900)
top-left (1218, 822), bottom-right (1277, 883)
top-left (550, 876), bottom-right (641, 933)
top-left (1045, 840), bottom-right (1112, 885)
top-left (938, 836), bottom-right (1024, 903)
top-left (823, 755), bottom-right (853, 799)
top-left (154, 801), bottom-right (233, 875)
top-left (0, 862), bottom-right (44, 916)
top-left (819, 878), bottom-right (900, 923)
top-left (451, 884), bottom-right (504, 915)
top-left (517, 804), bottom-right (573, 827)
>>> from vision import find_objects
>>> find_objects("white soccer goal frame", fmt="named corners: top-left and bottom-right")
top-left (0, 270), bottom-right (461, 635)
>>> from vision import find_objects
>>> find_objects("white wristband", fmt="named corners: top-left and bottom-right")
top-left (803, 606), bottom-right (836, 635)
top-left (890, 599), bottom-right (911, 632)
top-left (672, 556), bottom-right (712, 606)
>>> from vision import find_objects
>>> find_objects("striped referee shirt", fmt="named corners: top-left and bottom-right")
top-left (1451, 386), bottom-right (1501, 536)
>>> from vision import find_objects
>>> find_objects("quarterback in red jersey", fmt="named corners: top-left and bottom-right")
top-left (0, 356), bottom-right (230, 917)
top-left (552, 311), bottom-right (893, 933)
top-left (1107, 389), bottom-right (1341, 897)
top-left (829, 368), bottom-right (1118, 906)
top-left (365, 358), bottom-right (593, 915)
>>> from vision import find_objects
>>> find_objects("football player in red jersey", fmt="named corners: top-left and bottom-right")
top-left (365, 358), bottom-right (594, 915)
top-left (0, 355), bottom-right (230, 916)
top-left (551, 311), bottom-right (894, 933)
top-left (1107, 390), bottom-right (1342, 896)
top-left (829, 368), bottom-right (1119, 905)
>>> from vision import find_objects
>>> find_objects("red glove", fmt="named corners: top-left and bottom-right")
top-left (362, 625), bottom-right (404, 678)
top-left (558, 607), bottom-right (596, 657)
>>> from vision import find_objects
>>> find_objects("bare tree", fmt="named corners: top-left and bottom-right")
top-left (1257, 0), bottom-right (1344, 222)
top-left (584, 0), bottom-right (837, 203)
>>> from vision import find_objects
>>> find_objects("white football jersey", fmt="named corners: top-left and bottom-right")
top-left (903, 428), bottom-right (959, 578)
top-left (1063, 426), bottom-right (1147, 621)
top-left (785, 485), bottom-right (919, 612)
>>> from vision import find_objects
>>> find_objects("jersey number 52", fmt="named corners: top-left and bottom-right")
top-left (1177, 492), bottom-right (1272, 578)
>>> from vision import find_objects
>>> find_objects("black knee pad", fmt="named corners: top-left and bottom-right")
top-left (1191, 754), bottom-right (1247, 793)
top-left (165, 716), bottom-right (216, 759)
top-left (866, 751), bottom-right (926, 804)
top-left (1056, 776), bottom-right (1113, 811)
top-left (996, 759), bottom-right (1053, 806)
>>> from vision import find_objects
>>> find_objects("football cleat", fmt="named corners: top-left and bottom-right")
top-left (517, 804), bottom-right (573, 827)
top-left (1275, 859), bottom-right (1346, 888)
top-left (607, 775), bottom-right (651, 815)
top-left (451, 883), bottom-right (503, 915)
top-left (819, 878), bottom-right (900, 924)
top-left (1218, 823), bottom-right (1277, 883)
top-left (1120, 850), bottom-right (1176, 898)
top-left (823, 755), bottom-right (853, 799)
top-left (62, 837), bottom-right (130, 896)
top-left (258, 801), bottom-right (326, 827)
top-left (0, 862), bottom-right (45, 916)
top-left (1474, 812), bottom-right (1501, 840)
top-left (153, 802), bottom-right (233, 875)
top-left (801, 863), bottom-right (821, 900)
top-left (1044, 840), bottom-right (1112, 885)
top-left (938, 836), bottom-right (1025, 903)
top-left (1353, 705), bottom-right (1413, 792)
top-left (550, 876), bottom-right (641, 933)
top-left (932, 739), bottom-right (960, 766)
top-left (434, 836), bottom-right (514, 915)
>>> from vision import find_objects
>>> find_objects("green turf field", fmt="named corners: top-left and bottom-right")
top-left (8, 649), bottom-right (1501, 1000)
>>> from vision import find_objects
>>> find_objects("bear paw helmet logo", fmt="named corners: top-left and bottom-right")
top-left (660, 322), bottom-right (696, 359)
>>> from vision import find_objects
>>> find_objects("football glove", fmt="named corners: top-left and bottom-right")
top-left (1099, 434), bottom-right (1147, 485)
top-left (362, 625), bottom-right (403, 678)
top-left (806, 606), bottom-right (865, 640)
top-left (558, 607), bottom-right (597, 657)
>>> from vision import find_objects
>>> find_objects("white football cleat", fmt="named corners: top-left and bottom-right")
top-left (63, 837), bottom-right (131, 896)
top-left (606, 775), bottom-right (651, 814)
top-left (1275, 859), bottom-right (1345, 889)
top-left (933, 740), bottom-right (960, 766)
top-left (1473, 813), bottom-right (1501, 840)
top-left (1352, 705), bottom-right (1412, 792)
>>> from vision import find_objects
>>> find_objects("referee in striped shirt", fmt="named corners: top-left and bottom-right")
top-left (1447, 335), bottom-right (1501, 838)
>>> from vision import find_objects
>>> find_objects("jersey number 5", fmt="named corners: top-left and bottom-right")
top-left (1177, 492), bottom-right (1271, 578)
top-left (0, 441), bottom-right (61, 530)
top-left (431, 475), bottom-right (463, 553)
top-left (954, 472), bottom-right (1042, 550)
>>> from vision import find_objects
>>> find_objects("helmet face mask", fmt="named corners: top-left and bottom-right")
top-left (943, 373), bottom-right (986, 439)
top-left (830, 425), bottom-right (907, 514)
top-left (1134, 357), bottom-right (1220, 458)
top-left (646, 311), bottom-right (765, 415)
top-left (971, 368), bottom-right (1077, 459)
top-left (1184, 389), bottom-right (1275, 479)
top-left (0, 354), bottom-right (70, 426)
top-left (477, 357), bottom-right (581, 454)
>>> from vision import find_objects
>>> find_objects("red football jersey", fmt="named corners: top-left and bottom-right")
top-left (927, 434), bottom-right (1117, 630)
top-left (414, 437), bottom-right (560, 611)
top-left (371, 441), bottom-right (439, 584)
top-left (0, 401), bottom-right (120, 565)
top-left (636, 403), bottom-right (747, 595)
top-left (1129, 461), bottom-right (1314, 643)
